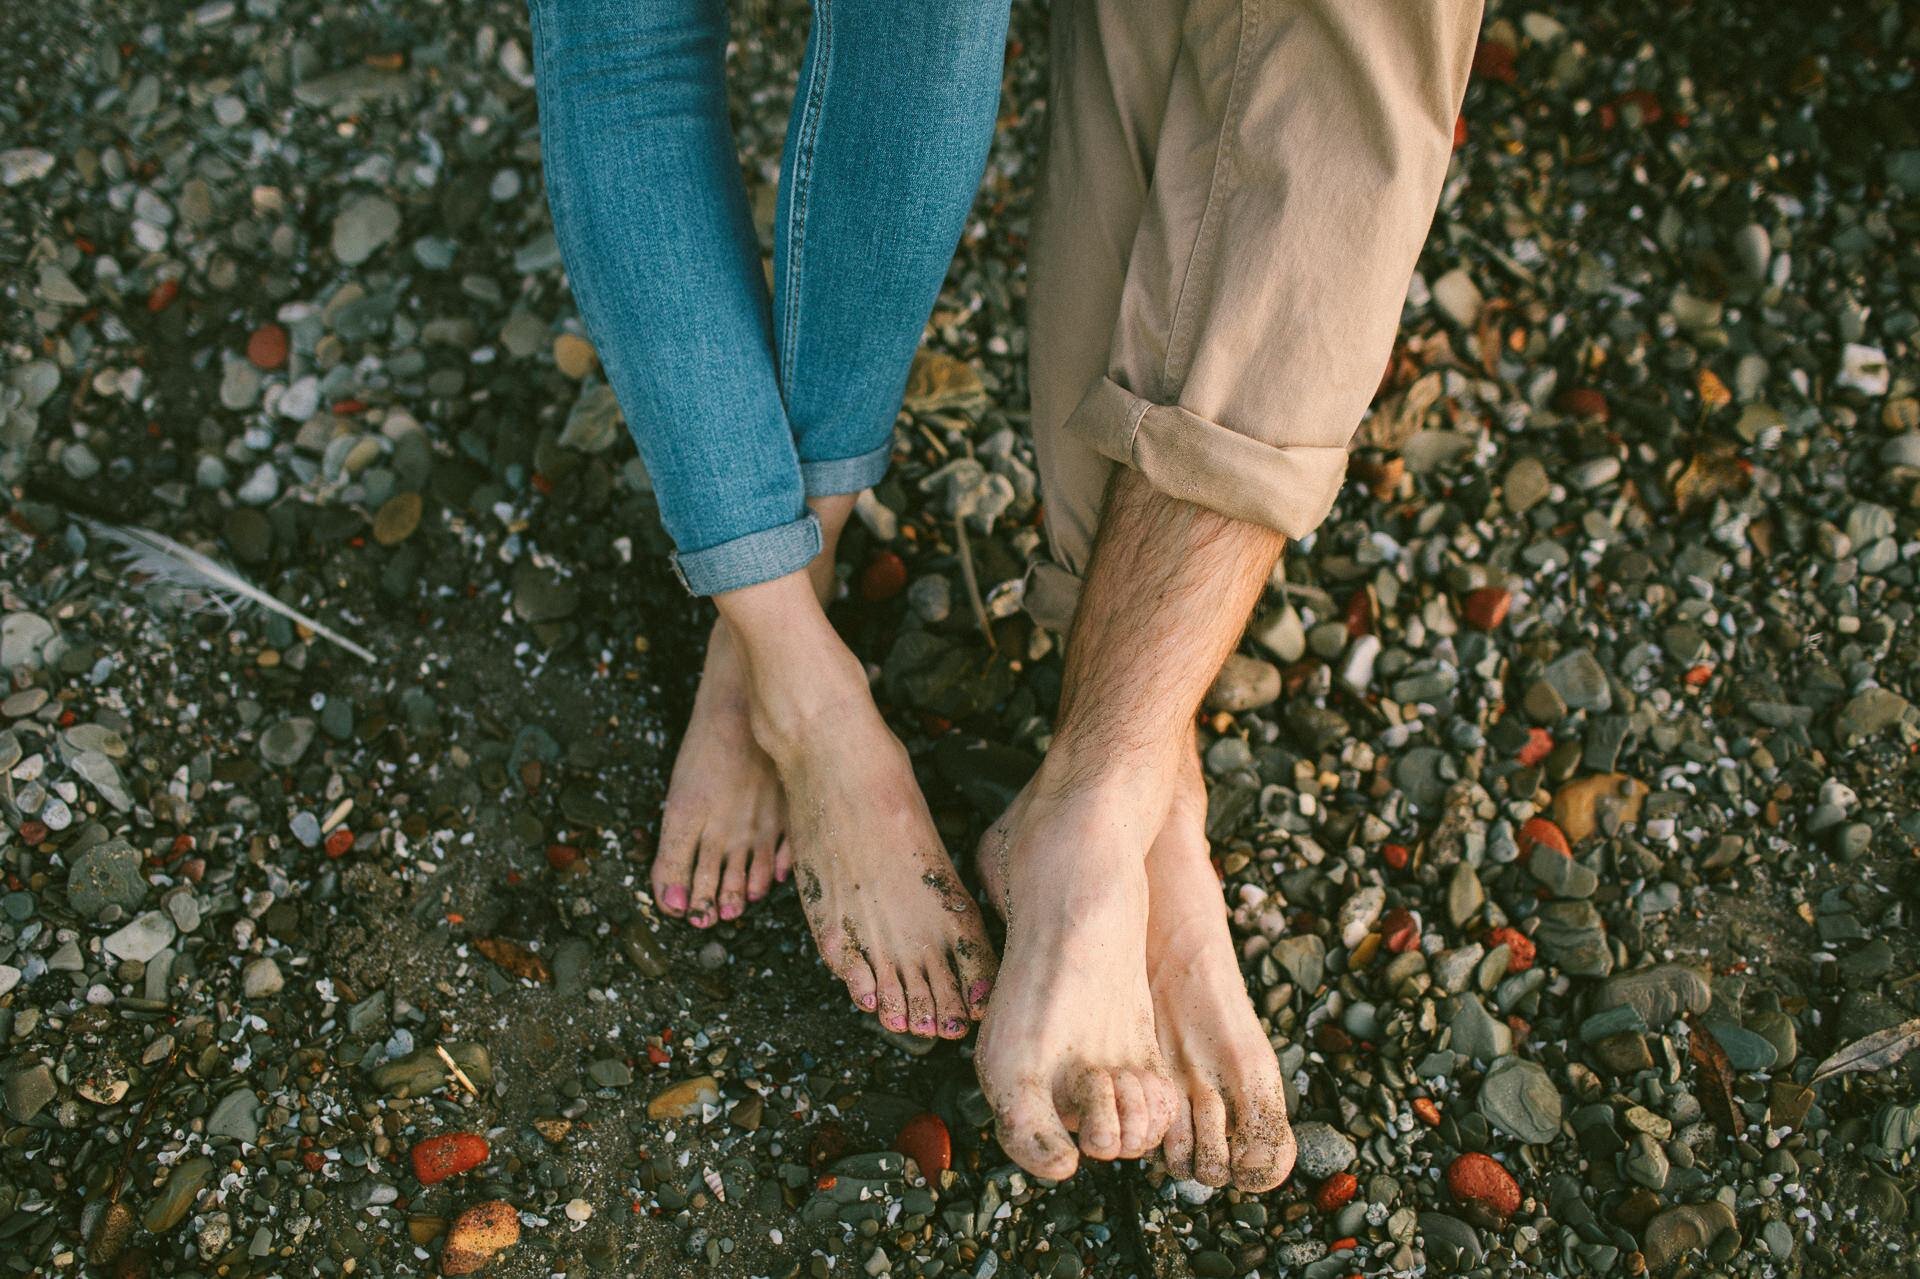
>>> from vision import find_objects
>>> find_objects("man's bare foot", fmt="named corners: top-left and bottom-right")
top-left (651, 620), bottom-right (793, 927)
top-left (1146, 752), bottom-right (1296, 1191)
top-left (973, 763), bottom-right (1180, 1178)
top-left (746, 645), bottom-right (996, 1040)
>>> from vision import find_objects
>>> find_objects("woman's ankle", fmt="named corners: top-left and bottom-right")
top-left (714, 572), bottom-right (873, 757)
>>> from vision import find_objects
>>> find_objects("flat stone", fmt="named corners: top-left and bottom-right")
top-left (1503, 457), bottom-right (1552, 514)
top-left (1419, 1213), bottom-right (1486, 1269)
top-left (104, 911), bottom-right (177, 963)
top-left (143, 1157), bottom-right (214, 1233)
top-left (1642, 1202), bottom-right (1735, 1272)
top-left (558, 382), bottom-right (623, 453)
top-left (1271, 935), bottom-right (1327, 993)
top-left (369, 1043), bottom-right (493, 1097)
top-left (1292, 1121), bottom-right (1357, 1179)
top-left (1450, 993), bottom-right (1513, 1062)
top-left (647, 1075), bottom-right (720, 1120)
top-left (1595, 965), bottom-right (1712, 1027)
top-left (1206, 654), bottom-right (1282, 713)
top-left (208, 1088), bottom-right (261, 1144)
top-left (242, 957), bottom-right (285, 998)
top-left (1541, 649), bottom-right (1612, 712)
top-left (1431, 268), bottom-right (1484, 326)
top-left (512, 561), bottom-right (580, 623)
top-left (1447, 863), bottom-right (1485, 927)
top-left (0, 612), bottom-right (55, 670)
top-left (1529, 845), bottom-right (1598, 897)
top-left (5, 1065), bottom-right (55, 1122)
top-left (66, 838), bottom-right (146, 916)
top-left (1534, 900), bottom-right (1613, 977)
top-left (1477, 1057), bottom-right (1562, 1144)
top-left (332, 194), bottom-right (402, 265)
top-left (259, 717), bottom-right (317, 767)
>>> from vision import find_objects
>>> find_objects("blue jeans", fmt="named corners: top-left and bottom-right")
top-left (527, 0), bottom-right (1011, 595)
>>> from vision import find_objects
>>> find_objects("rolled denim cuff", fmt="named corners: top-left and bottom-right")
top-left (670, 513), bottom-right (822, 597)
top-left (799, 440), bottom-right (893, 497)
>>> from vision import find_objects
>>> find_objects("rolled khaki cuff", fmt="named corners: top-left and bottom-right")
top-left (1064, 376), bottom-right (1350, 542)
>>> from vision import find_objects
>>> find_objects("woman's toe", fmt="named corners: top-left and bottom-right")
top-left (873, 966), bottom-right (910, 1034)
top-left (903, 969), bottom-right (938, 1038)
top-left (925, 961), bottom-right (970, 1039)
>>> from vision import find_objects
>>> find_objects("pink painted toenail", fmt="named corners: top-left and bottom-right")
top-left (775, 864), bottom-right (790, 883)
top-left (661, 884), bottom-right (688, 912)
top-left (720, 900), bottom-right (742, 920)
top-left (885, 1015), bottom-right (907, 1032)
top-left (859, 994), bottom-right (877, 1011)
top-left (943, 1018), bottom-right (965, 1035)
top-left (967, 979), bottom-right (992, 1004)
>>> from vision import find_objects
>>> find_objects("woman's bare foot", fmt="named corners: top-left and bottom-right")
top-left (651, 495), bottom-right (852, 928)
top-left (1146, 753), bottom-right (1296, 1191)
top-left (973, 763), bottom-right (1180, 1178)
top-left (651, 620), bottom-right (791, 927)
top-left (720, 574), bottom-right (996, 1040)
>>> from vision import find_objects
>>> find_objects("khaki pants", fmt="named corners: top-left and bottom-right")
top-left (1024, 0), bottom-right (1483, 631)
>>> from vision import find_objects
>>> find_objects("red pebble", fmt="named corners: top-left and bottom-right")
top-left (20, 821), bottom-right (47, 847)
top-left (1453, 113), bottom-right (1468, 150)
top-left (1516, 817), bottom-right (1570, 858)
top-left (1315, 1172), bottom-right (1359, 1212)
top-left (859, 551), bottom-right (908, 602)
top-left (893, 1112), bottom-right (952, 1175)
top-left (1683, 663), bottom-right (1713, 688)
top-left (1412, 1097), bottom-right (1442, 1126)
top-left (1485, 926), bottom-right (1536, 973)
top-left (1516, 728), bottom-right (1554, 768)
top-left (1344, 590), bottom-right (1373, 637)
top-left (1472, 38), bottom-right (1517, 85)
top-left (1381, 843), bottom-right (1410, 871)
top-left (546, 843), bottom-right (583, 872)
top-left (1381, 908), bottom-right (1421, 953)
top-left (411, 1133), bottom-right (489, 1185)
top-left (1462, 587), bottom-right (1512, 631)
top-left (1446, 1152), bottom-right (1521, 1219)
top-left (324, 828), bottom-right (355, 859)
top-left (1554, 388), bottom-right (1610, 420)
top-left (247, 323), bottom-right (289, 370)
top-left (146, 279), bottom-right (180, 312)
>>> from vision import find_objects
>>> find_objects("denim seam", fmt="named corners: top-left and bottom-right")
top-left (799, 438), bottom-right (893, 496)
top-left (671, 513), bottom-right (823, 596)
top-left (779, 0), bottom-right (834, 398)
top-left (1163, 0), bottom-right (1260, 395)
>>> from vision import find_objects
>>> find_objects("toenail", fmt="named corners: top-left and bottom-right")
top-left (859, 994), bottom-right (877, 1011)
top-left (660, 884), bottom-right (688, 912)
top-left (719, 899), bottom-right (742, 920)
top-left (774, 864), bottom-right (790, 883)
top-left (942, 1018), bottom-right (964, 1035)
top-left (967, 979), bottom-right (992, 1004)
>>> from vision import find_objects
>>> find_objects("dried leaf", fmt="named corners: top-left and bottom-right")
top-left (1671, 449), bottom-right (1750, 515)
top-left (1686, 1015), bottom-right (1739, 1136)
top-left (473, 937), bottom-right (551, 984)
top-left (1362, 370), bottom-right (1444, 451)
top-left (1809, 1018), bottom-right (1920, 1086)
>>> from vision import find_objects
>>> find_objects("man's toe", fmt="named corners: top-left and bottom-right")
top-left (1189, 1090), bottom-right (1231, 1187)
top-left (1113, 1072), bottom-right (1156, 1159)
top-left (993, 1082), bottom-right (1078, 1181)
top-left (1073, 1072), bottom-right (1122, 1160)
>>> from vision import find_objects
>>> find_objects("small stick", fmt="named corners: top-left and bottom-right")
top-left (953, 514), bottom-right (996, 653)
top-left (435, 1045), bottom-right (479, 1096)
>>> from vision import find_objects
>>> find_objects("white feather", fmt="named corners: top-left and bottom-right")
top-left (81, 518), bottom-right (377, 664)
